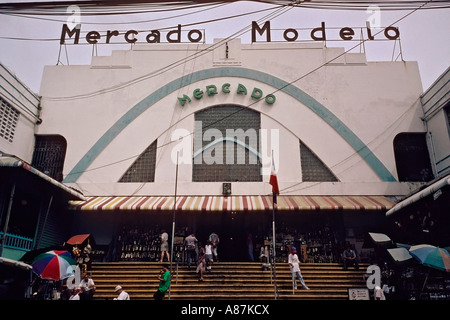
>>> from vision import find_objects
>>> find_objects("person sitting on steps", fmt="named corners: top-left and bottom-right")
top-left (342, 244), bottom-right (359, 271)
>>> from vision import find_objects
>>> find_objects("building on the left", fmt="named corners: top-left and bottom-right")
top-left (0, 62), bottom-right (85, 262)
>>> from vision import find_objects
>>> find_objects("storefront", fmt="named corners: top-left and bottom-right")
top-left (68, 194), bottom-right (395, 262)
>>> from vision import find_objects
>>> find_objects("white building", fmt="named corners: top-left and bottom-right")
top-left (1, 35), bottom-right (448, 262)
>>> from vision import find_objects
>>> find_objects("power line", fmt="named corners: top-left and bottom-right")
top-left (1, 1), bottom-right (449, 13)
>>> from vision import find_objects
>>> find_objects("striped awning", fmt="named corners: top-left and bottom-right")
top-left (68, 195), bottom-right (396, 212)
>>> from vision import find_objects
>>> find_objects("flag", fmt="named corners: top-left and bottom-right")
top-left (269, 157), bottom-right (280, 196)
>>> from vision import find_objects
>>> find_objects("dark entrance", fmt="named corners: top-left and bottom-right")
top-left (191, 211), bottom-right (271, 262)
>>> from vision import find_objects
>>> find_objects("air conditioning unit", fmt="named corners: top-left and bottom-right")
top-left (222, 183), bottom-right (231, 195)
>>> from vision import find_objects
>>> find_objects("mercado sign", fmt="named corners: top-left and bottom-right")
top-left (177, 83), bottom-right (276, 106)
top-left (60, 20), bottom-right (399, 45)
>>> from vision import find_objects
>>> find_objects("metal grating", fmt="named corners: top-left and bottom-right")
top-left (0, 97), bottom-right (19, 143)
top-left (300, 140), bottom-right (338, 182)
top-left (119, 140), bottom-right (157, 183)
top-left (31, 135), bottom-right (67, 181)
top-left (193, 105), bottom-right (262, 182)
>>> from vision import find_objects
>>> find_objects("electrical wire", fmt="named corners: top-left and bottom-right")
top-left (68, 0), bottom-right (433, 180)
top-left (1, 0), bottom-right (439, 183)
top-left (1, 1), bottom-right (449, 13)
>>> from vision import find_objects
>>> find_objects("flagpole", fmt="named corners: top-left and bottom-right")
top-left (169, 152), bottom-right (179, 300)
top-left (272, 192), bottom-right (278, 300)
top-left (270, 150), bottom-right (278, 300)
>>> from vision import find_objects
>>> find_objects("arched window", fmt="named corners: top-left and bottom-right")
top-left (32, 135), bottom-right (67, 181)
top-left (300, 140), bottom-right (338, 182)
top-left (119, 140), bottom-right (157, 182)
top-left (393, 132), bottom-right (433, 182)
top-left (193, 105), bottom-right (262, 182)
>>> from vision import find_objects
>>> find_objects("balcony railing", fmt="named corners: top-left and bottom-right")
top-left (0, 232), bottom-right (33, 251)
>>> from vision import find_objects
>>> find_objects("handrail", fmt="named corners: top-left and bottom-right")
top-left (0, 232), bottom-right (33, 251)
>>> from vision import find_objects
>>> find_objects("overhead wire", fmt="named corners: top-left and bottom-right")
top-left (62, 0), bottom-right (433, 179)
top-left (0, 0), bottom-right (441, 183)
top-left (60, 3), bottom-right (295, 178)
top-left (1, 1), bottom-right (449, 13)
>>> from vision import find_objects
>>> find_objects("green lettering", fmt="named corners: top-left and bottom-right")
top-left (251, 87), bottom-right (263, 99)
top-left (193, 88), bottom-right (203, 99)
top-left (222, 83), bottom-right (231, 93)
top-left (265, 94), bottom-right (276, 104)
top-left (206, 85), bottom-right (218, 96)
top-left (177, 94), bottom-right (191, 106)
top-left (237, 83), bottom-right (247, 95)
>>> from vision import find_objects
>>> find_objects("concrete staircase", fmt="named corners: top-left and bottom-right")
top-left (90, 261), bottom-right (369, 300)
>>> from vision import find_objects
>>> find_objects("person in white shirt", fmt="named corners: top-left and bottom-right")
top-left (374, 285), bottom-right (386, 300)
top-left (288, 246), bottom-right (310, 290)
top-left (69, 288), bottom-right (81, 300)
top-left (113, 285), bottom-right (130, 300)
top-left (80, 272), bottom-right (96, 300)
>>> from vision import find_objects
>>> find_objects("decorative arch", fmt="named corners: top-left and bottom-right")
top-left (64, 67), bottom-right (395, 183)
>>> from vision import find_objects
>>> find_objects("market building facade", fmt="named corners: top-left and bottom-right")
top-left (35, 34), bottom-right (428, 262)
top-left (1, 33), bottom-right (448, 265)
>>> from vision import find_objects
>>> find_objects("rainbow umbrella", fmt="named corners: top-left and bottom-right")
top-left (31, 250), bottom-right (76, 280)
top-left (409, 244), bottom-right (450, 272)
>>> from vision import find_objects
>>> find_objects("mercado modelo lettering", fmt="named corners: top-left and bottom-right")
top-left (59, 21), bottom-right (399, 45)
top-left (177, 83), bottom-right (276, 106)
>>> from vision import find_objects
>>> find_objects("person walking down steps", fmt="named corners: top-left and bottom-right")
top-left (288, 246), bottom-right (310, 290)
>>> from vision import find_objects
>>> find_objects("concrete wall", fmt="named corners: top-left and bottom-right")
top-left (37, 39), bottom-right (425, 197)
top-left (0, 63), bottom-right (40, 162)
top-left (421, 67), bottom-right (450, 178)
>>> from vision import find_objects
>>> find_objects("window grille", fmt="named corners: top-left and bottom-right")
top-left (119, 140), bottom-right (157, 182)
top-left (32, 135), bottom-right (67, 181)
top-left (193, 105), bottom-right (262, 182)
top-left (300, 140), bottom-right (338, 182)
top-left (0, 97), bottom-right (19, 143)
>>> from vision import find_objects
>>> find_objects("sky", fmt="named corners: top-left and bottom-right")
top-left (0, 1), bottom-right (449, 94)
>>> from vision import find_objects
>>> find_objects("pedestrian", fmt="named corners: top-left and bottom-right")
top-left (374, 285), bottom-right (386, 300)
top-left (205, 240), bottom-right (213, 272)
top-left (69, 287), bottom-right (81, 300)
top-left (183, 233), bottom-right (198, 270)
top-left (288, 246), bottom-right (309, 290)
top-left (196, 246), bottom-right (206, 281)
top-left (113, 285), bottom-right (130, 300)
top-left (247, 232), bottom-right (254, 261)
top-left (159, 229), bottom-right (170, 263)
top-left (153, 264), bottom-right (171, 300)
top-left (208, 232), bottom-right (220, 262)
top-left (79, 272), bottom-right (96, 300)
top-left (342, 244), bottom-right (359, 270)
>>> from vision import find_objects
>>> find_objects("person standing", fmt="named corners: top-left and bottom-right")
top-left (205, 240), bottom-right (213, 272)
top-left (154, 264), bottom-right (171, 300)
top-left (196, 246), bottom-right (206, 281)
top-left (159, 229), bottom-right (170, 263)
top-left (288, 246), bottom-right (310, 290)
top-left (247, 232), bottom-right (254, 262)
top-left (208, 232), bottom-right (220, 262)
top-left (183, 233), bottom-right (198, 270)
top-left (113, 285), bottom-right (130, 300)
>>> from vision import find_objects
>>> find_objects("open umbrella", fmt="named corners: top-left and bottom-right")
top-left (409, 244), bottom-right (450, 272)
top-left (31, 250), bottom-right (76, 280)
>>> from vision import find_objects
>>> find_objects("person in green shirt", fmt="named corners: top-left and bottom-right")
top-left (153, 264), bottom-right (171, 300)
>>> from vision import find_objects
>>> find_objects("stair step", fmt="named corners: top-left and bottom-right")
top-left (89, 261), bottom-right (369, 300)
